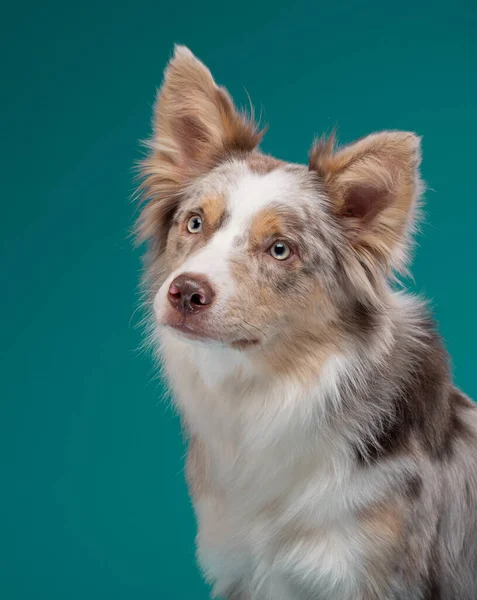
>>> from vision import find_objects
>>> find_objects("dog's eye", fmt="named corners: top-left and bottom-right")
top-left (187, 215), bottom-right (203, 233)
top-left (269, 241), bottom-right (291, 261)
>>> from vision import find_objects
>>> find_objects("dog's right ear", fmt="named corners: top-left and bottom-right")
top-left (309, 131), bottom-right (422, 277)
top-left (137, 46), bottom-right (262, 246)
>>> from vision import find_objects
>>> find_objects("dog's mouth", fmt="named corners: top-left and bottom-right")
top-left (164, 319), bottom-right (260, 349)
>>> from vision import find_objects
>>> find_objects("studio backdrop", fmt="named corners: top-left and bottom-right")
top-left (2, 1), bottom-right (476, 598)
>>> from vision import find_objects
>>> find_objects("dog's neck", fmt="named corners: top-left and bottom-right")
top-left (159, 289), bottom-right (439, 468)
top-left (159, 293), bottom-right (402, 447)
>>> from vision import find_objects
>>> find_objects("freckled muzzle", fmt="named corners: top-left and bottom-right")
top-left (156, 271), bottom-right (262, 348)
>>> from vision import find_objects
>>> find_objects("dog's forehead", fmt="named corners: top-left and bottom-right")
top-left (228, 166), bottom-right (303, 217)
top-left (194, 160), bottom-right (320, 224)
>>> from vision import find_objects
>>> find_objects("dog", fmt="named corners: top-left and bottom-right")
top-left (136, 45), bottom-right (477, 599)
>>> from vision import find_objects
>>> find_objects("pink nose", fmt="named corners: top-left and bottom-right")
top-left (168, 273), bottom-right (215, 314)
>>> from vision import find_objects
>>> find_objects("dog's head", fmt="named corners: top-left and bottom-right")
top-left (138, 46), bottom-right (422, 370)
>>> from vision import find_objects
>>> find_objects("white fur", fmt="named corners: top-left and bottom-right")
top-left (160, 328), bottom-right (411, 600)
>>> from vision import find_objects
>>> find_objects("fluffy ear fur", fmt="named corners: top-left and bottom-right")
top-left (137, 45), bottom-right (262, 249)
top-left (309, 131), bottom-right (422, 275)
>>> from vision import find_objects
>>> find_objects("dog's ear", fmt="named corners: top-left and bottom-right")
top-left (137, 46), bottom-right (262, 247)
top-left (153, 45), bottom-right (262, 174)
top-left (309, 131), bottom-right (422, 274)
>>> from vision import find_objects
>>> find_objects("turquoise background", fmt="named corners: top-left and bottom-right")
top-left (1, 1), bottom-right (476, 598)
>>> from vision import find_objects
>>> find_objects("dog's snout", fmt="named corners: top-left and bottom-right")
top-left (168, 273), bottom-right (215, 314)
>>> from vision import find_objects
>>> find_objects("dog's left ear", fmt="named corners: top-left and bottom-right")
top-left (309, 131), bottom-right (422, 273)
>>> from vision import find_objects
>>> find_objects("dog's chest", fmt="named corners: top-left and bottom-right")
top-left (163, 339), bottom-right (385, 599)
top-left (188, 434), bottom-right (370, 599)
top-left (194, 479), bottom-right (368, 600)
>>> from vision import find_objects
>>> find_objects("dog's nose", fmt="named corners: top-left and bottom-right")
top-left (168, 274), bottom-right (215, 314)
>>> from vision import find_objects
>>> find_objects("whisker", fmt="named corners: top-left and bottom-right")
top-left (129, 300), bottom-right (153, 329)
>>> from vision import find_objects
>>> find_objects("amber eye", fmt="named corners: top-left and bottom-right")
top-left (269, 241), bottom-right (292, 261)
top-left (187, 215), bottom-right (202, 233)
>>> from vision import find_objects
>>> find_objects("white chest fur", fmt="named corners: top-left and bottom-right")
top-left (160, 332), bottom-right (401, 600)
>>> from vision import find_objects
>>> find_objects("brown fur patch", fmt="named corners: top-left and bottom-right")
top-left (262, 330), bottom-right (336, 381)
top-left (358, 501), bottom-right (405, 598)
top-left (359, 502), bottom-right (403, 542)
top-left (248, 204), bottom-right (308, 254)
top-left (201, 194), bottom-right (227, 229)
top-left (250, 208), bottom-right (285, 248)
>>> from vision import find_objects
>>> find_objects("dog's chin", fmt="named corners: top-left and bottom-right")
top-left (161, 318), bottom-right (260, 350)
